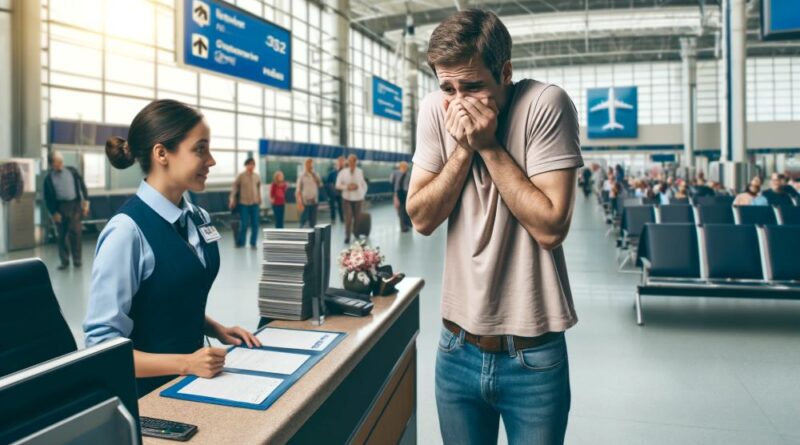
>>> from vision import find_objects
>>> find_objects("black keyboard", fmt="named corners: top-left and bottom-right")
top-left (325, 294), bottom-right (374, 316)
top-left (140, 416), bottom-right (198, 441)
top-left (325, 287), bottom-right (371, 302)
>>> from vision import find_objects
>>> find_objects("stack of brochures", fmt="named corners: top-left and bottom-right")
top-left (258, 228), bottom-right (317, 320)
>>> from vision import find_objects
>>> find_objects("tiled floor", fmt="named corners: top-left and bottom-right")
top-left (3, 196), bottom-right (799, 444)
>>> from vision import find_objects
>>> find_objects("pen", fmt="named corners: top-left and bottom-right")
top-left (204, 335), bottom-right (211, 348)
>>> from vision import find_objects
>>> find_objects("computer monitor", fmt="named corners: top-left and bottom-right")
top-left (312, 223), bottom-right (332, 324)
top-left (0, 337), bottom-right (140, 445)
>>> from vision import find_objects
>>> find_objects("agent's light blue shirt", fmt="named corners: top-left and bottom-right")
top-left (83, 181), bottom-right (210, 347)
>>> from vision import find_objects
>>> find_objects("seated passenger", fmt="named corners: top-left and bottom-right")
top-left (762, 173), bottom-right (795, 207)
top-left (674, 182), bottom-right (688, 200)
top-left (733, 177), bottom-right (768, 206)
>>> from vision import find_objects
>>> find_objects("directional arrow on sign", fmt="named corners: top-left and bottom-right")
top-left (192, 0), bottom-right (210, 27)
top-left (192, 34), bottom-right (209, 59)
top-left (194, 5), bottom-right (208, 20)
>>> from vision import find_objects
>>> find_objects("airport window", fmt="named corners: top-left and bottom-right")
top-left (41, 0), bottom-right (400, 188)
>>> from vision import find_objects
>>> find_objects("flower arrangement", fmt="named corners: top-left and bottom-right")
top-left (338, 241), bottom-right (384, 287)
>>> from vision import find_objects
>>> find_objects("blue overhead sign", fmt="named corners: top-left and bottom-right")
top-left (587, 86), bottom-right (638, 139)
top-left (178, 0), bottom-right (292, 91)
top-left (761, 0), bottom-right (800, 40)
top-left (371, 76), bottom-right (403, 121)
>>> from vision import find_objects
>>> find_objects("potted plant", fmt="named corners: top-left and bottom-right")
top-left (338, 241), bottom-right (384, 295)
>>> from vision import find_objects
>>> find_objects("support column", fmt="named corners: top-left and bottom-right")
top-left (2, 0), bottom-right (41, 255)
top-left (679, 37), bottom-right (697, 170)
top-left (10, 0), bottom-right (41, 159)
top-left (402, 13), bottom-right (418, 155)
top-left (334, 0), bottom-right (350, 148)
top-left (720, 0), bottom-right (747, 189)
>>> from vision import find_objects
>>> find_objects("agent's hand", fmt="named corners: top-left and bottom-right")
top-left (457, 96), bottom-right (499, 151)
top-left (393, 196), bottom-right (400, 209)
top-left (229, 199), bottom-right (236, 210)
top-left (348, 183), bottom-right (358, 191)
top-left (216, 325), bottom-right (262, 348)
top-left (184, 347), bottom-right (227, 378)
top-left (82, 206), bottom-right (90, 218)
top-left (52, 212), bottom-right (62, 224)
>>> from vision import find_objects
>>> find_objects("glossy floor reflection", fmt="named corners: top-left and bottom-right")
top-left (4, 196), bottom-right (799, 445)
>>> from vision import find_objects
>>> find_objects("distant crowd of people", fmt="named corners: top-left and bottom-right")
top-left (229, 154), bottom-right (375, 246)
top-left (582, 162), bottom-right (800, 208)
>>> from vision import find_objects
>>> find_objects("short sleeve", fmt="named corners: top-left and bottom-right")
top-left (526, 85), bottom-right (584, 177)
top-left (412, 91), bottom-right (446, 174)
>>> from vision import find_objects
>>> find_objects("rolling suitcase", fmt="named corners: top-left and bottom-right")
top-left (354, 211), bottom-right (371, 238)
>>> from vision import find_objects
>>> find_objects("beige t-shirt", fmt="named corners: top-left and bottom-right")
top-left (412, 79), bottom-right (584, 337)
top-left (231, 172), bottom-right (261, 206)
top-left (297, 171), bottom-right (321, 205)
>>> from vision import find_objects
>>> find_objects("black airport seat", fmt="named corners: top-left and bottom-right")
top-left (621, 205), bottom-right (655, 239)
top-left (0, 258), bottom-right (77, 377)
top-left (762, 225), bottom-right (800, 282)
top-left (734, 205), bottom-right (777, 225)
top-left (694, 195), bottom-right (734, 207)
top-left (87, 195), bottom-right (113, 222)
top-left (658, 204), bottom-right (694, 224)
top-left (637, 223), bottom-right (700, 279)
top-left (702, 224), bottom-right (763, 280)
top-left (695, 205), bottom-right (734, 225)
top-left (617, 205), bottom-right (655, 269)
top-left (777, 206), bottom-right (800, 225)
top-left (670, 197), bottom-right (689, 205)
top-left (208, 191), bottom-right (230, 214)
top-left (108, 194), bottom-right (131, 214)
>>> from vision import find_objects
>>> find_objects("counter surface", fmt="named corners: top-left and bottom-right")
top-left (139, 277), bottom-right (424, 445)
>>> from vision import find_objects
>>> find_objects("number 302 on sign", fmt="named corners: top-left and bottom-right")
top-left (265, 35), bottom-right (287, 55)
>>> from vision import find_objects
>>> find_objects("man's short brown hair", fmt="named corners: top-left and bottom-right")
top-left (426, 9), bottom-right (512, 82)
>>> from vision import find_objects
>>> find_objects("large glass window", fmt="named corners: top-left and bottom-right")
top-left (41, 0), bottom-right (373, 188)
top-left (348, 29), bottom-right (403, 153)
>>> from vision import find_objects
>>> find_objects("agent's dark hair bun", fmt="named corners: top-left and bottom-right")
top-left (105, 136), bottom-right (135, 169)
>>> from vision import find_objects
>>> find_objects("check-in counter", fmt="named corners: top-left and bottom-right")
top-left (139, 278), bottom-right (424, 445)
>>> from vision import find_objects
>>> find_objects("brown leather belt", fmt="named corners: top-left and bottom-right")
top-left (443, 319), bottom-right (559, 353)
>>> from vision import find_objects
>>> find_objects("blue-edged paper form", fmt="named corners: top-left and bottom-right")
top-left (160, 327), bottom-right (345, 410)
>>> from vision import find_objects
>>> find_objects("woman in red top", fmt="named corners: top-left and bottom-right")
top-left (270, 170), bottom-right (287, 228)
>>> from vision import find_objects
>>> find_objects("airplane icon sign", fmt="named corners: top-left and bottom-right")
top-left (587, 86), bottom-right (638, 138)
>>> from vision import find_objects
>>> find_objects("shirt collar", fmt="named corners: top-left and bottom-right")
top-left (136, 180), bottom-right (193, 224)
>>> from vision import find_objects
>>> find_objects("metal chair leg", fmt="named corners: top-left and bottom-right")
top-left (635, 291), bottom-right (644, 326)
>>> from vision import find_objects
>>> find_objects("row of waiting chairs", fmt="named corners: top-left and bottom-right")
top-left (615, 204), bottom-right (800, 269)
top-left (633, 223), bottom-right (800, 325)
top-left (83, 190), bottom-right (236, 227)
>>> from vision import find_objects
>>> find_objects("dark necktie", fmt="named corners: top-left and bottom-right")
top-left (174, 212), bottom-right (189, 243)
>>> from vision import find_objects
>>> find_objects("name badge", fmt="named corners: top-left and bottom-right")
top-left (198, 223), bottom-right (221, 243)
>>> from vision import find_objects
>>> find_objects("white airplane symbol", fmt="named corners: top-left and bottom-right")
top-left (590, 88), bottom-right (634, 131)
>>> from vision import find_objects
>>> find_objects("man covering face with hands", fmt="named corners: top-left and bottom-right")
top-left (406, 9), bottom-right (583, 445)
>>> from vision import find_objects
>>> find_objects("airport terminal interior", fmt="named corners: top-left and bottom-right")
top-left (1, 0), bottom-right (799, 444)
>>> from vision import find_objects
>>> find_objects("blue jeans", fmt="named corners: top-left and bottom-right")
top-left (299, 204), bottom-right (318, 228)
top-left (435, 326), bottom-right (571, 445)
top-left (237, 204), bottom-right (260, 246)
top-left (272, 204), bottom-right (284, 228)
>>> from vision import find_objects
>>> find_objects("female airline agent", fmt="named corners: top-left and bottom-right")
top-left (83, 99), bottom-right (261, 396)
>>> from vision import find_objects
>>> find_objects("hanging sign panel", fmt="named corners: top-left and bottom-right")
top-left (371, 76), bottom-right (403, 122)
top-left (761, 0), bottom-right (800, 40)
top-left (177, 0), bottom-right (292, 91)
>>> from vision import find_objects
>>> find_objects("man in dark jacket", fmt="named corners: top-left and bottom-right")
top-left (325, 156), bottom-right (345, 223)
top-left (43, 152), bottom-right (89, 269)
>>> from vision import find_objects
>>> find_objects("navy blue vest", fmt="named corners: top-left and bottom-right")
top-left (119, 195), bottom-right (220, 396)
